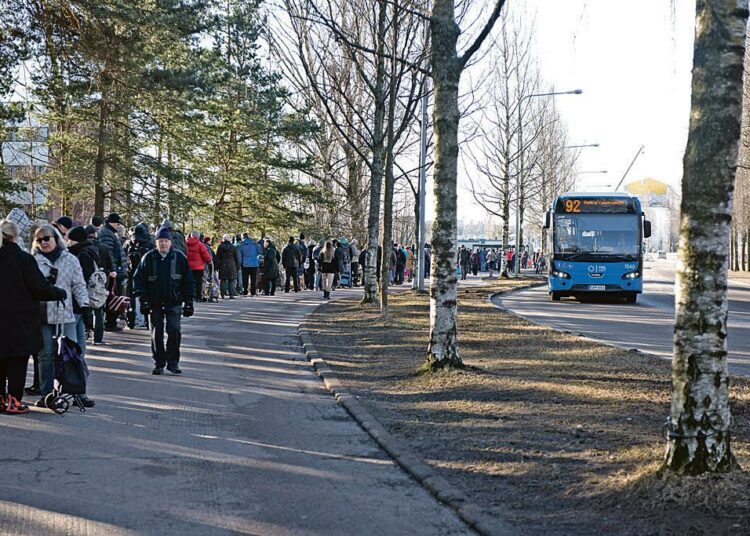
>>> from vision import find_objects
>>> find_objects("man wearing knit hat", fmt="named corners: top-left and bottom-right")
top-left (133, 227), bottom-right (194, 375)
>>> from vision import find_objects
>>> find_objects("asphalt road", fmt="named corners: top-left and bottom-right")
top-left (494, 260), bottom-right (750, 377)
top-left (0, 289), bottom-right (471, 536)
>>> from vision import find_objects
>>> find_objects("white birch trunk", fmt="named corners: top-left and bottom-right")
top-left (663, 0), bottom-right (748, 475)
top-left (362, 1), bottom-right (388, 305)
top-left (426, 0), bottom-right (462, 369)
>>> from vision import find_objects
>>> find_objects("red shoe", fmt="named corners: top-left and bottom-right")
top-left (5, 396), bottom-right (30, 415)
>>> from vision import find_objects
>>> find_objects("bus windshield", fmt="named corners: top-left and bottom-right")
top-left (554, 213), bottom-right (640, 261)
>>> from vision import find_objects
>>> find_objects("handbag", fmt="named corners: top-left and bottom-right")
top-left (106, 290), bottom-right (131, 314)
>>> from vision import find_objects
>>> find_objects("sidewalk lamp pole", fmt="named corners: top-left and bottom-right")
top-left (515, 89), bottom-right (582, 277)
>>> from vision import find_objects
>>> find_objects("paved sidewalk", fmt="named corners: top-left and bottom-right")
top-left (0, 289), bottom-right (471, 536)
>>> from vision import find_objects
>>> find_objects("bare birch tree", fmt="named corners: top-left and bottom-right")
top-left (663, 0), bottom-right (748, 475)
top-left (427, 0), bottom-right (506, 370)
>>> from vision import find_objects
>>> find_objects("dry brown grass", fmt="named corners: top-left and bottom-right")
top-left (310, 278), bottom-right (750, 535)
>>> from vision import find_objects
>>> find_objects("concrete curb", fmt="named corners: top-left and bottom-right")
top-left (298, 291), bottom-right (515, 536)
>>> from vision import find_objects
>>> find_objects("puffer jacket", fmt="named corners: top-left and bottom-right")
top-left (98, 223), bottom-right (126, 279)
top-left (187, 236), bottom-right (212, 271)
top-left (35, 249), bottom-right (90, 324)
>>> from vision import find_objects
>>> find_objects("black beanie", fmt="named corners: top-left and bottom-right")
top-left (56, 216), bottom-right (73, 230)
top-left (67, 226), bottom-right (88, 243)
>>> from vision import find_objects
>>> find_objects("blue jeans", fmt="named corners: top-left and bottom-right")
top-left (39, 322), bottom-right (77, 396)
top-left (134, 299), bottom-right (146, 327)
top-left (75, 315), bottom-right (87, 359)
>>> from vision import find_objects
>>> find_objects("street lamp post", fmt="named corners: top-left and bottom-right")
top-left (514, 89), bottom-right (582, 277)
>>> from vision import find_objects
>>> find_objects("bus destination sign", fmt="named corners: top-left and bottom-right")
top-left (555, 197), bottom-right (637, 214)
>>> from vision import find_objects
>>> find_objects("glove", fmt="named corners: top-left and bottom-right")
top-left (182, 302), bottom-right (194, 318)
top-left (54, 287), bottom-right (67, 301)
top-left (140, 299), bottom-right (151, 316)
top-left (82, 307), bottom-right (94, 330)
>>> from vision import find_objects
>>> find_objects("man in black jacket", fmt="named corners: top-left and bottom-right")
top-left (133, 227), bottom-right (194, 376)
top-left (282, 236), bottom-right (302, 293)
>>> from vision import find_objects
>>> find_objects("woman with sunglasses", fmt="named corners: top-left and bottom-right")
top-left (32, 224), bottom-right (90, 406)
top-left (0, 220), bottom-right (66, 414)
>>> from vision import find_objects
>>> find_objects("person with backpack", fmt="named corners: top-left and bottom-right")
top-left (32, 224), bottom-right (90, 406)
top-left (66, 226), bottom-right (104, 408)
top-left (86, 224), bottom-right (115, 343)
top-left (133, 227), bottom-right (194, 375)
top-left (238, 232), bottom-right (262, 296)
top-left (0, 220), bottom-right (66, 415)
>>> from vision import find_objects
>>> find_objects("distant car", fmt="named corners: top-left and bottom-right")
top-left (658, 251), bottom-right (667, 259)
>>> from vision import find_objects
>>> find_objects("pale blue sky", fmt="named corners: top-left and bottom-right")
top-left (454, 0), bottom-right (696, 218)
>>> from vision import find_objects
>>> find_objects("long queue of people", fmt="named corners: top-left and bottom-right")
top-left (0, 210), bottom-right (380, 416)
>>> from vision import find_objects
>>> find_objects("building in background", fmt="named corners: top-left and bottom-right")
top-left (624, 177), bottom-right (680, 252)
top-left (1, 109), bottom-right (49, 213)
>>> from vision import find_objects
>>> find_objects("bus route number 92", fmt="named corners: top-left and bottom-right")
top-left (565, 200), bottom-right (581, 213)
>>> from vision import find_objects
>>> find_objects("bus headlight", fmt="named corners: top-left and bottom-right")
top-left (622, 271), bottom-right (640, 280)
top-left (551, 270), bottom-right (571, 279)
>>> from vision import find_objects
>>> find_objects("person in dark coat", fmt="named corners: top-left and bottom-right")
top-left (282, 236), bottom-right (302, 293)
top-left (261, 238), bottom-right (280, 296)
top-left (215, 234), bottom-right (240, 299)
top-left (0, 220), bottom-right (66, 414)
top-left (133, 227), bottom-right (194, 375)
top-left (98, 213), bottom-right (126, 331)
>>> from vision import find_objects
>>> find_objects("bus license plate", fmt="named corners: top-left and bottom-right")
top-left (588, 285), bottom-right (606, 291)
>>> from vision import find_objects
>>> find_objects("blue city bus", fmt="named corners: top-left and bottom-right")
top-left (543, 192), bottom-right (651, 303)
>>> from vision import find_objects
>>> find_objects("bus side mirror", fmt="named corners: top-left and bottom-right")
top-left (543, 211), bottom-right (551, 229)
top-left (644, 220), bottom-right (652, 238)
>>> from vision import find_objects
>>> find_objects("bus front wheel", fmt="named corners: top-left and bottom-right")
top-left (625, 293), bottom-right (637, 304)
top-left (551, 292), bottom-right (561, 302)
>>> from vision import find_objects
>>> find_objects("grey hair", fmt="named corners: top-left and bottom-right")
top-left (32, 224), bottom-right (66, 253)
top-left (0, 219), bottom-right (19, 249)
top-left (190, 230), bottom-right (200, 238)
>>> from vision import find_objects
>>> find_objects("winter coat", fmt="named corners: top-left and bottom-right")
top-left (68, 239), bottom-right (101, 314)
top-left (90, 237), bottom-right (114, 274)
top-left (396, 248), bottom-right (407, 268)
top-left (133, 248), bottom-right (194, 306)
top-left (35, 249), bottom-right (90, 325)
top-left (124, 224), bottom-right (154, 275)
top-left (320, 250), bottom-right (337, 274)
top-left (262, 245), bottom-right (280, 280)
top-left (238, 238), bottom-right (262, 268)
top-left (282, 242), bottom-right (302, 269)
top-left (215, 241), bottom-right (240, 280)
top-left (0, 241), bottom-right (66, 358)
top-left (459, 249), bottom-right (471, 266)
top-left (187, 236), bottom-right (212, 271)
top-left (98, 223), bottom-right (126, 279)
